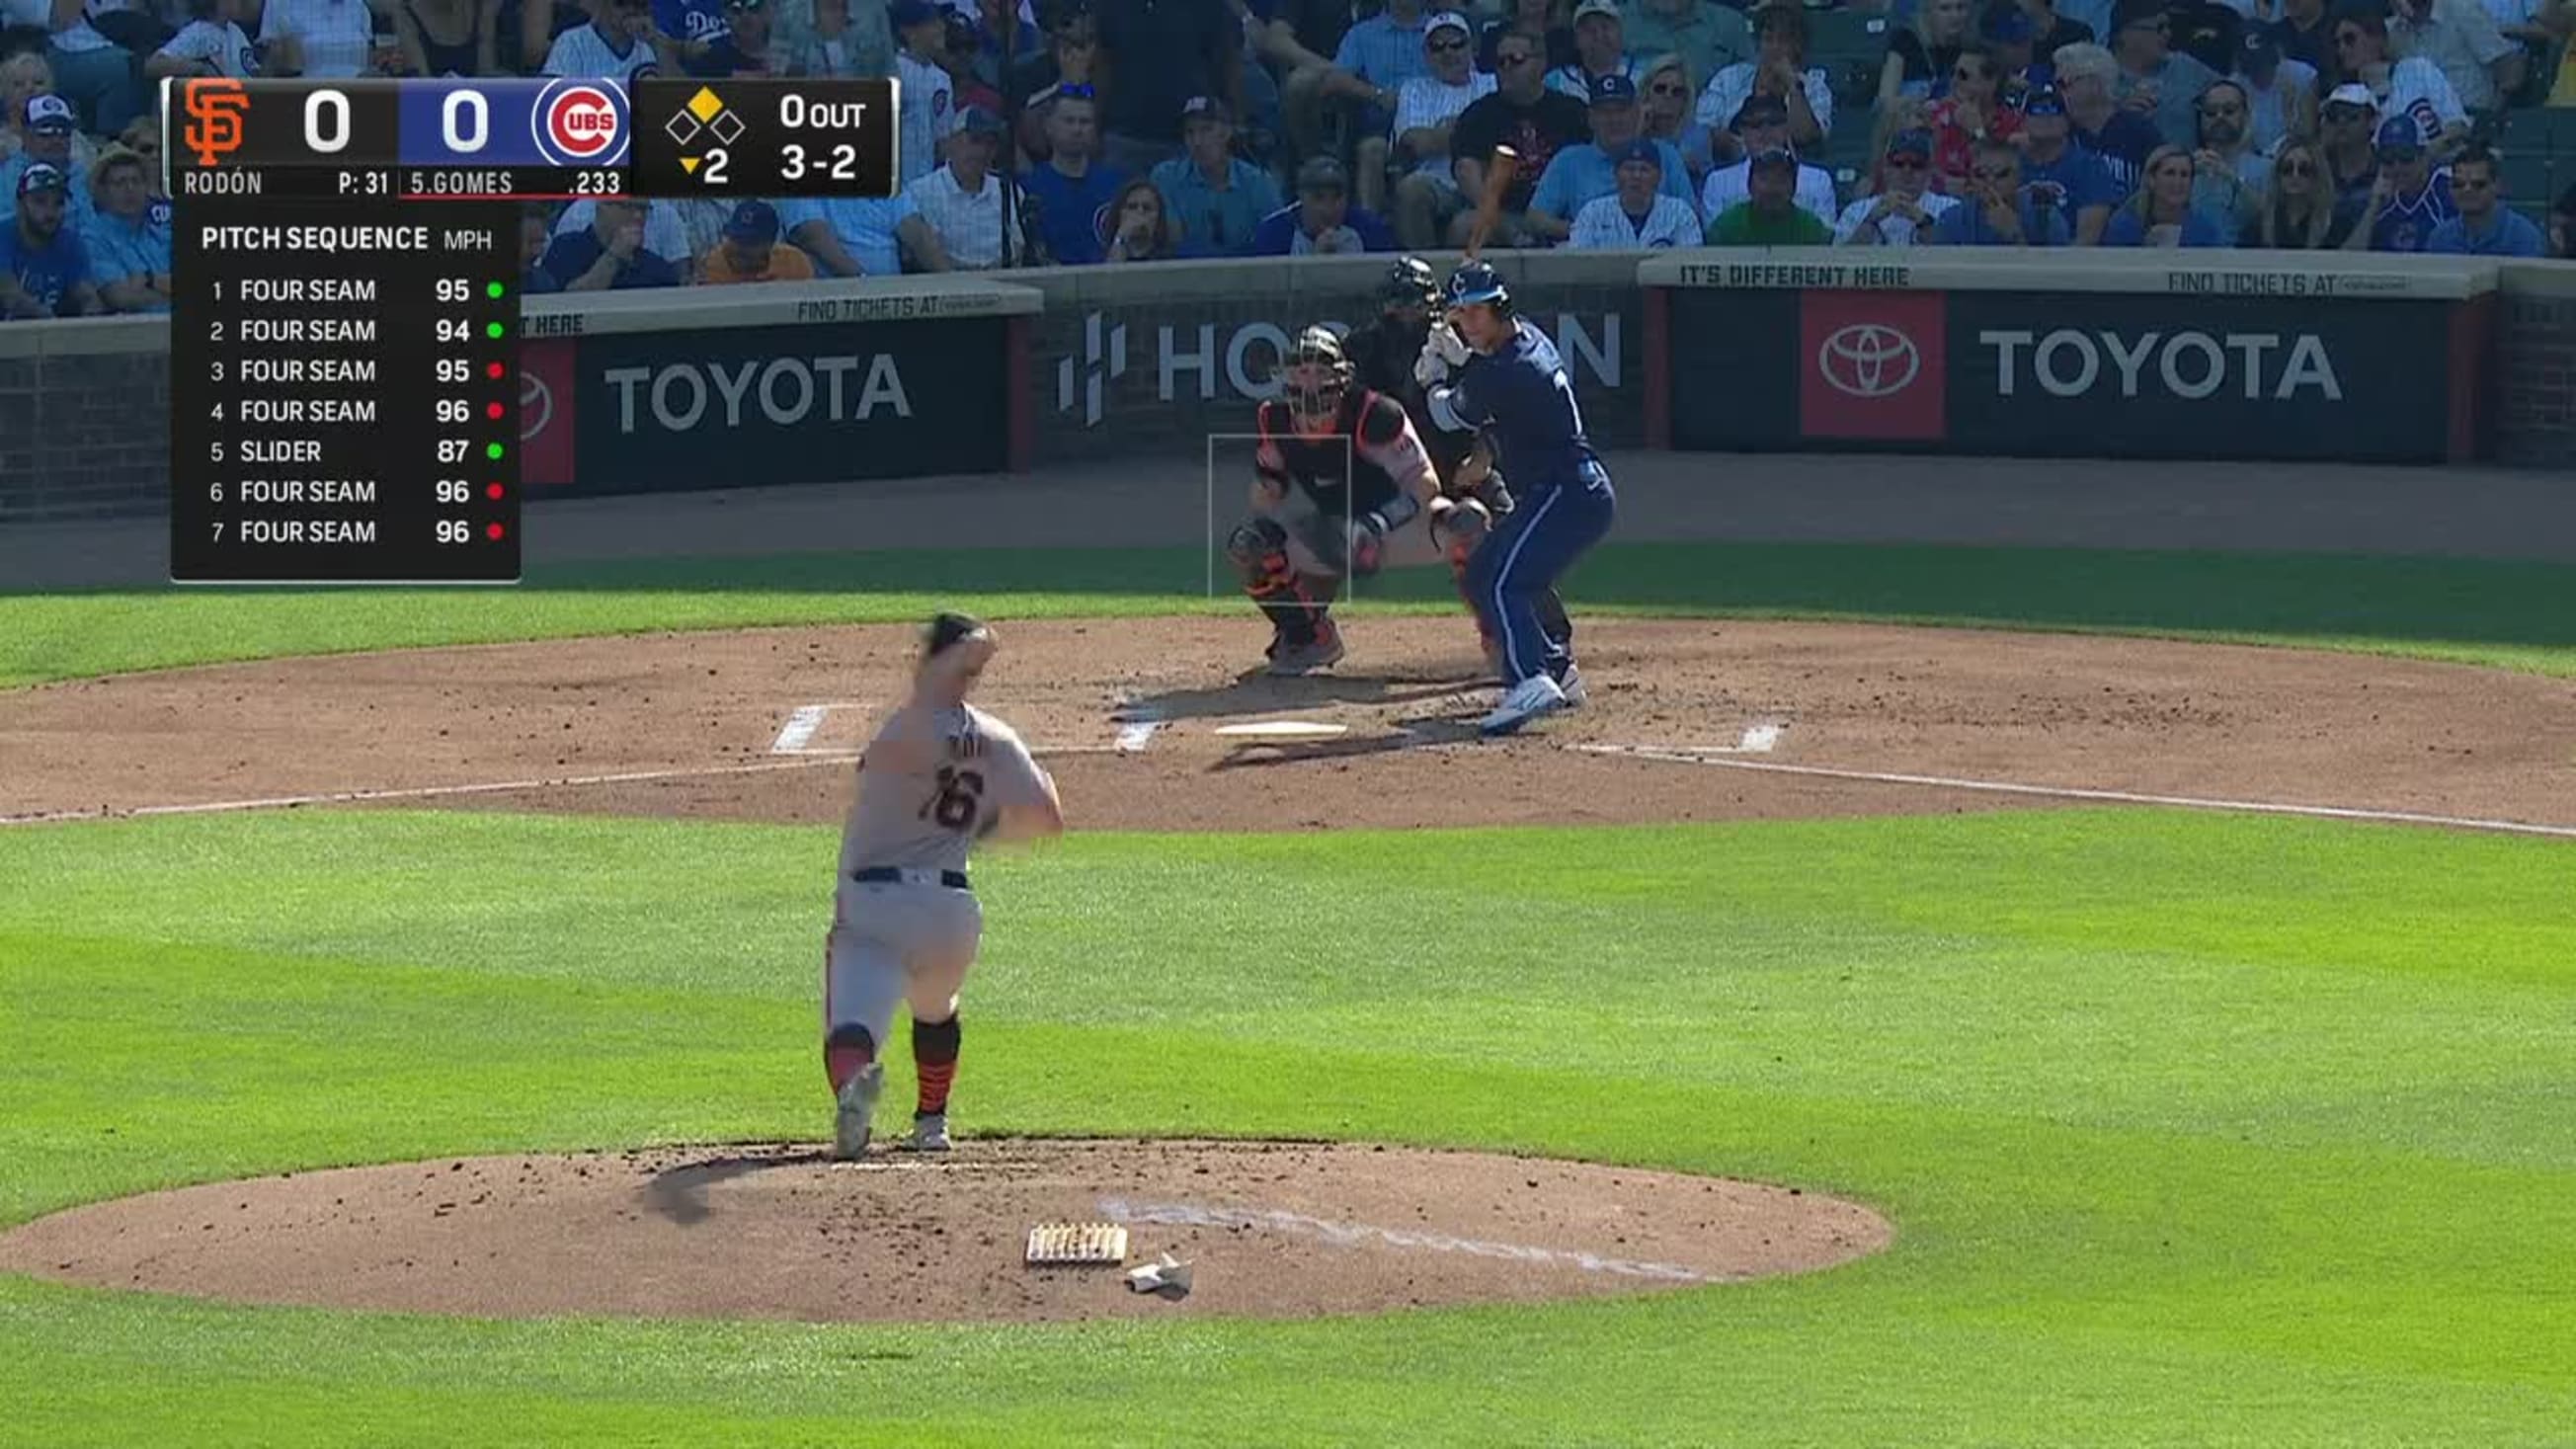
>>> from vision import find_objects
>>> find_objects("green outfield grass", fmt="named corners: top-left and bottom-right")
top-left (5, 542), bottom-right (2574, 686)
top-left (3, 808), bottom-right (2572, 1447)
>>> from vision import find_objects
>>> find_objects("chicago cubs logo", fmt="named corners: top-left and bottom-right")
top-left (530, 78), bottom-right (630, 166)
top-left (1816, 323), bottom-right (1921, 400)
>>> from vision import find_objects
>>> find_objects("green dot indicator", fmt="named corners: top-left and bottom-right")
top-left (485, 443), bottom-right (505, 461)
top-left (486, 282), bottom-right (506, 300)
top-left (485, 322), bottom-right (505, 340)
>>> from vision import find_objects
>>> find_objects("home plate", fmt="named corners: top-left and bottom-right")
top-left (1214, 720), bottom-right (1350, 740)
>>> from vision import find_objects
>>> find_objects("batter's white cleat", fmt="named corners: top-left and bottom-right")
top-left (902, 1113), bottom-right (952, 1153)
top-left (1558, 665), bottom-right (1587, 708)
top-left (1481, 674), bottom-right (1569, 737)
top-left (833, 1062), bottom-right (883, 1161)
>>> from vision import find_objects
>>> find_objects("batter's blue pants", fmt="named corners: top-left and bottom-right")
top-left (1465, 469), bottom-right (1615, 687)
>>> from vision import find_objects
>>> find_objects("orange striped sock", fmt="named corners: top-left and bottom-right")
top-left (917, 1059), bottom-right (956, 1116)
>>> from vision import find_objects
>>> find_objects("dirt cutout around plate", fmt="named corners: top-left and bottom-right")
top-left (0, 1141), bottom-right (1891, 1324)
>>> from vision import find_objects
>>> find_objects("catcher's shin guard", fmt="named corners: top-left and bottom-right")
top-left (1228, 518), bottom-right (1329, 644)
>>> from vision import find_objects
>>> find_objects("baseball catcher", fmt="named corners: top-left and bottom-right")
top-left (823, 612), bottom-right (1065, 1158)
top-left (1227, 325), bottom-right (1445, 675)
top-left (1343, 256), bottom-right (1570, 678)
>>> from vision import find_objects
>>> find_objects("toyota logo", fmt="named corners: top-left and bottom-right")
top-left (521, 369), bottom-right (553, 443)
top-left (1817, 324), bottom-right (1921, 399)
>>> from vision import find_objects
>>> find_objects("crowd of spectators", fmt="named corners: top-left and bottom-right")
top-left (6, 0), bottom-right (2576, 317)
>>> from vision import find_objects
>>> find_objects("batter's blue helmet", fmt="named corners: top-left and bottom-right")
top-left (1444, 261), bottom-right (1510, 310)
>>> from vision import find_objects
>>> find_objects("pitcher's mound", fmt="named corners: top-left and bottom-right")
top-left (0, 1139), bottom-right (1892, 1324)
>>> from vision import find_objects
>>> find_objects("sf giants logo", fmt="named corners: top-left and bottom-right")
top-left (182, 78), bottom-right (251, 167)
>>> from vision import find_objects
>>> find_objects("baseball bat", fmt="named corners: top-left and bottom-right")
top-left (1465, 145), bottom-right (1520, 260)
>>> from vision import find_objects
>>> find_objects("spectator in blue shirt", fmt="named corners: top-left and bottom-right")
top-left (1, 164), bottom-right (98, 319)
top-left (0, 95), bottom-right (93, 232)
top-left (541, 197), bottom-right (684, 288)
top-left (2358, 115), bottom-right (2455, 253)
top-left (784, 192), bottom-right (946, 275)
top-left (1525, 73), bottom-right (1694, 244)
top-left (1283, 0), bottom-right (1432, 184)
top-left (1151, 95), bottom-right (1281, 257)
top-left (2102, 143), bottom-right (2228, 245)
top-left (2053, 41), bottom-right (2159, 192)
top-left (1929, 137), bottom-right (2074, 244)
top-left (1019, 86), bottom-right (1125, 264)
top-left (656, 0), bottom-right (735, 74)
top-left (2424, 146), bottom-right (2546, 258)
top-left (82, 147), bottom-right (169, 312)
top-left (1251, 155), bottom-right (1398, 254)
top-left (2014, 84), bottom-right (2120, 244)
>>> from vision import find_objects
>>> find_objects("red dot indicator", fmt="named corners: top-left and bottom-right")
top-left (486, 362), bottom-right (505, 379)
top-left (485, 482), bottom-right (505, 500)
top-left (486, 402), bottom-right (506, 420)
top-left (486, 523), bottom-right (506, 541)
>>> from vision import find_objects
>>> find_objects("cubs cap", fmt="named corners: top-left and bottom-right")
top-left (958, 104), bottom-right (1006, 134)
top-left (2374, 115), bottom-right (2423, 154)
top-left (2020, 84), bottom-right (2067, 117)
top-left (1179, 94), bottom-right (1233, 124)
top-left (1731, 92), bottom-right (1789, 128)
top-left (2324, 82), bottom-right (2375, 110)
top-left (14, 160), bottom-right (66, 198)
top-left (24, 94), bottom-right (73, 134)
top-left (1885, 127), bottom-right (1934, 159)
top-left (1425, 10), bottom-right (1471, 40)
top-left (1587, 72), bottom-right (1639, 106)
top-left (722, 199), bottom-right (780, 242)
top-left (2240, 26), bottom-right (2280, 67)
top-left (1748, 144), bottom-right (1798, 170)
top-left (1571, 0), bottom-right (1621, 22)
top-left (1611, 137), bottom-right (1660, 168)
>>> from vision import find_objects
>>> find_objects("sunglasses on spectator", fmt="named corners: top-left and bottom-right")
top-left (2323, 105), bottom-right (2367, 121)
top-left (1428, 36), bottom-right (1467, 51)
top-left (1648, 81), bottom-right (1687, 96)
top-left (2278, 159), bottom-right (2315, 176)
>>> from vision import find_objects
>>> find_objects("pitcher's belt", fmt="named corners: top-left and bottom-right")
top-left (850, 867), bottom-right (970, 890)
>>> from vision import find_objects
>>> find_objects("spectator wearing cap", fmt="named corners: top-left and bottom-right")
top-left (2182, 78), bottom-right (2267, 232)
top-left (2388, 0), bottom-right (2521, 113)
top-left (653, 0), bottom-right (737, 75)
top-left (1527, 74), bottom-right (1694, 242)
top-left (2051, 41), bottom-right (2159, 190)
top-left (2232, 27), bottom-right (2316, 155)
top-left (1100, 175), bottom-right (1182, 259)
top-left (1567, 137), bottom-right (1700, 245)
top-left (888, 0), bottom-right (960, 188)
top-left (1699, 94), bottom-right (1834, 224)
top-left (1475, 0), bottom-right (1575, 77)
top-left (2354, 113), bottom-right (2455, 250)
top-left (2317, 83), bottom-right (2381, 202)
top-left (2425, 144), bottom-right (2545, 254)
top-left (1151, 95), bottom-right (1279, 254)
top-left (1447, 29), bottom-right (1591, 245)
top-left (1930, 136), bottom-right (2076, 243)
top-left (2105, 0), bottom-right (2217, 149)
top-left (931, 14), bottom-right (1000, 113)
top-left (1251, 155), bottom-right (1398, 252)
top-left (1017, 86), bottom-right (1124, 263)
top-left (0, 0), bottom-right (143, 134)
top-left (784, 190), bottom-right (952, 271)
top-left (542, 199), bottom-right (684, 288)
top-left (2326, 6), bottom-right (2467, 156)
top-left (2103, 143), bottom-right (2227, 243)
top-left (1549, 0), bottom-right (1641, 100)
top-left (149, 0), bottom-right (261, 80)
top-left (542, 0), bottom-right (684, 81)
top-left (2243, 137), bottom-right (2364, 247)
top-left (1, 162), bottom-right (95, 318)
top-left (1279, 0), bottom-right (1424, 195)
top-left (1388, 12), bottom-right (1494, 247)
top-left (908, 105), bottom-right (1026, 266)
top-left (1695, 3), bottom-right (1830, 161)
top-left (2012, 83), bottom-right (2120, 243)
top-left (82, 146), bottom-right (168, 312)
top-left (0, 97), bottom-right (91, 232)
top-left (1836, 128), bottom-right (1960, 245)
top-left (1879, 0), bottom-right (1973, 110)
top-left (1010, 6), bottom-right (1096, 160)
top-left (1706, 146), bottom-right (1828, 244)
top-left (1926, 45), bottom-right (2020, 190)
top-left (1093, 0), bottom-right (1238, 177)
top-left (2162, 0), bottom-right (2243, 75)
top-left (1623, 0), bottom-right (1752, 94)
top-left (698, 200), bottom-right (820, 280)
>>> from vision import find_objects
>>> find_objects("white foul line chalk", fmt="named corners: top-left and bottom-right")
top-left (1574, 745), bottom-right (2576, 841)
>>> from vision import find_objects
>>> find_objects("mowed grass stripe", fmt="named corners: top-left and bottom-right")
top-left (2, 808), bottom-right (2572, 1444)
top-left (5, 542), bottom-right (2573, 687)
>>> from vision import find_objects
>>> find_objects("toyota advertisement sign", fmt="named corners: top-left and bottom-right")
top-left (1668, 285), bottom-right (2468, 463)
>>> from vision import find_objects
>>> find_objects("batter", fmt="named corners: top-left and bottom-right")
top-left (823, 612), bottom-right (1066, 1159)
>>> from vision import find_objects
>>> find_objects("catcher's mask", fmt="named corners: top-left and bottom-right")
top-left (1379, 255), bottom-right (1439, 316)
top-left (1277, 325), bottom-right (1352, 434)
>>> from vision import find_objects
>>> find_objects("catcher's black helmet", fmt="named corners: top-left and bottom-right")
top-left (1379, 255), bottom-right (1439, 311)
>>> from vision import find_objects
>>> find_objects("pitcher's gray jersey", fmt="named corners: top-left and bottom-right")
top-left (837, 702), bottom-right (1048, 876)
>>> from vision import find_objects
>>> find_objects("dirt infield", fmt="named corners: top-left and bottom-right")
top-left (3, 617), bottom-right (2571, 833)
top-left (0, 1141), bottom-right (1892, 1323)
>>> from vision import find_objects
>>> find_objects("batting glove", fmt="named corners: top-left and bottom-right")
top-left (1428, 322), bottom-right (1471, 366)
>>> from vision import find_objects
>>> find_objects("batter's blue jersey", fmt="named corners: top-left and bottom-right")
top-left (1440, 320), bottom-right (1605, 491)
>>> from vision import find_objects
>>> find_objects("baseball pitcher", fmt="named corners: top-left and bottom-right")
top-left (823, 612), bottom-right (1065, 1159)
top-left (1224, 325), bottom-right (1448, 676)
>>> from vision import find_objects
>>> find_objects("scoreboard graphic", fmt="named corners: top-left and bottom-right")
top-left (161, 75), bottom-right (896, 586)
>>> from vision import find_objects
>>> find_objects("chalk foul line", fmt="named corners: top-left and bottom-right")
top-left (1574, 745), bottom-right (2576, 841)
top-left (1096, 1195), bottom-right (1709, 1283)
